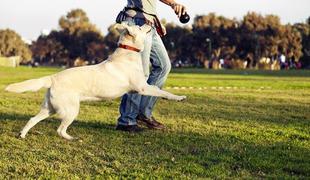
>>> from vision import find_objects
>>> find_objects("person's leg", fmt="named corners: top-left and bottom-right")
top-left (139, 31), bottom-right (171, 118)
top-left (117, 21), bottom-right (153, 126)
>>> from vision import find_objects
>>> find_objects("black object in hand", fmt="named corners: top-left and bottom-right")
top-left (179, 12), bottom-right (190, 24)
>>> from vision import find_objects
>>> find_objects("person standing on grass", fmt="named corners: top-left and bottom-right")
top-left (115, 0), bottom-right (187, 132)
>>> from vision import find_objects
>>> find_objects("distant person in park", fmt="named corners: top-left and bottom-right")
top-left (115, 0), bottom-right (187, 132)
top-left (280, 54), bottom-right (286, 69)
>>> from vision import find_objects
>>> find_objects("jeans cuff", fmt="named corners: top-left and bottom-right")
top-left (117, 117), bottom-right (137, 126)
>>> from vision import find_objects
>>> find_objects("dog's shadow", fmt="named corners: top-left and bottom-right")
top-left (0, 111), bottom-right (116, 137)
top-left (0, 112), bottom-right (32, 122)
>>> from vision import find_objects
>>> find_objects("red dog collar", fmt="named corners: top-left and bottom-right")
top-left (118, 44), bottom-right (141, 52)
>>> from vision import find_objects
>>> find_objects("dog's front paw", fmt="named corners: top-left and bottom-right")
top-left (17, 132), bottom-right (26, 139)
top-left (176, 95), bottom-right (186, 101)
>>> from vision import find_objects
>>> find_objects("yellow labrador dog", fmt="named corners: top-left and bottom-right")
top-left (5, 23), bottom-right (186, 140)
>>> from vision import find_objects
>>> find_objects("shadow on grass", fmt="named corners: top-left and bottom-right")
top-left (171, 68), bottom-right (310, 77)
top-left (0, 112), bottom-right (32, 122)
top-left (0, 111), bottom-right (116, 133)
top-left (0, 111), bottom-right (309, 178)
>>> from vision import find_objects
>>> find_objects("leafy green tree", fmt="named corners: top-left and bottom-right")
top-left (0, 29), bottom-right (32, 62)
top-left (294, 19), bottom-right (310, 67)
top-left (59, 9), bottom-right (100, 35)
top-left (239, 12), bottom-right (302, 67)
top-left (31, 9), bottom-right (106, 66)
top-left (31, 31), bottom-right (68, 66)
top-left (163, 22), bottom-right (193, 64)
top-left (58, 9), bottom-right (105, 64)
top-left (192, 13), bottom-right (239, 65)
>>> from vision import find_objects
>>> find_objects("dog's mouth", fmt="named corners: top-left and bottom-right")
top-left (146, 28), bottom-right (152, 34)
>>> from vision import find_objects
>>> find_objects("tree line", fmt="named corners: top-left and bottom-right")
top-left (0, 9), bottom-right (309, 69)
top-left (162, 13), bottom-right (309, 69)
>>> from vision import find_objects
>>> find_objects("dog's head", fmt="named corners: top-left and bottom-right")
top-left (114, 23), bottom-right (152, 51)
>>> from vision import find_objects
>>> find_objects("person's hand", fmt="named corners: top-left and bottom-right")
top-left (171, 3), bottom-right (186, 18)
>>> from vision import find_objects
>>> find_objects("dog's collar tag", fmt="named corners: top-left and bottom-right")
top-left (118, 44), bottom-right (141, 52)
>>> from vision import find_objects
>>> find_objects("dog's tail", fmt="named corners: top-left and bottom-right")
top-left (5, 76), bottom-right (52, 93)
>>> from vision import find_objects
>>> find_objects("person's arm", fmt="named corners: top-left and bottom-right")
top-left (159, 0), bottom-right (186, 18)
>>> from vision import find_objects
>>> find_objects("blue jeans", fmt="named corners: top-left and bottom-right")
top-left (117, 18), bottom-right (171, 125)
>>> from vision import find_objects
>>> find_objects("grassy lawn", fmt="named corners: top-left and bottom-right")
top-left (0, 66), bottom-right (309, 179)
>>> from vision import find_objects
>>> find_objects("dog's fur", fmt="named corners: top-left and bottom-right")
top-left (5, 23), bottom-right (186, 140)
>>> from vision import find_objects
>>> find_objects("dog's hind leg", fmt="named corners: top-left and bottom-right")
top-left (55, 96), bottom-right (80, 140)
top-left (20, 90), bottom-right (55, 138)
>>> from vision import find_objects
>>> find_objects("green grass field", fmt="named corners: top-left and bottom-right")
top-left (0, 66), bottom-right (309, 179)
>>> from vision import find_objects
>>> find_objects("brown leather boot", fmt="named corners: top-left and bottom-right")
top-left (136, 114), bottom-right (166, 130)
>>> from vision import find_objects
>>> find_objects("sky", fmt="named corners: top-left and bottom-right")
top-left (0, 0), bottom-right (309, 40)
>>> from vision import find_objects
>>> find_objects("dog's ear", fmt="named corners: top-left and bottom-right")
top-left (141, 24), bottom-right (152, 33)
top-left (114, 23), bottom-right (129, 34)
top-left (114, 23), bottom-right (136, 37)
